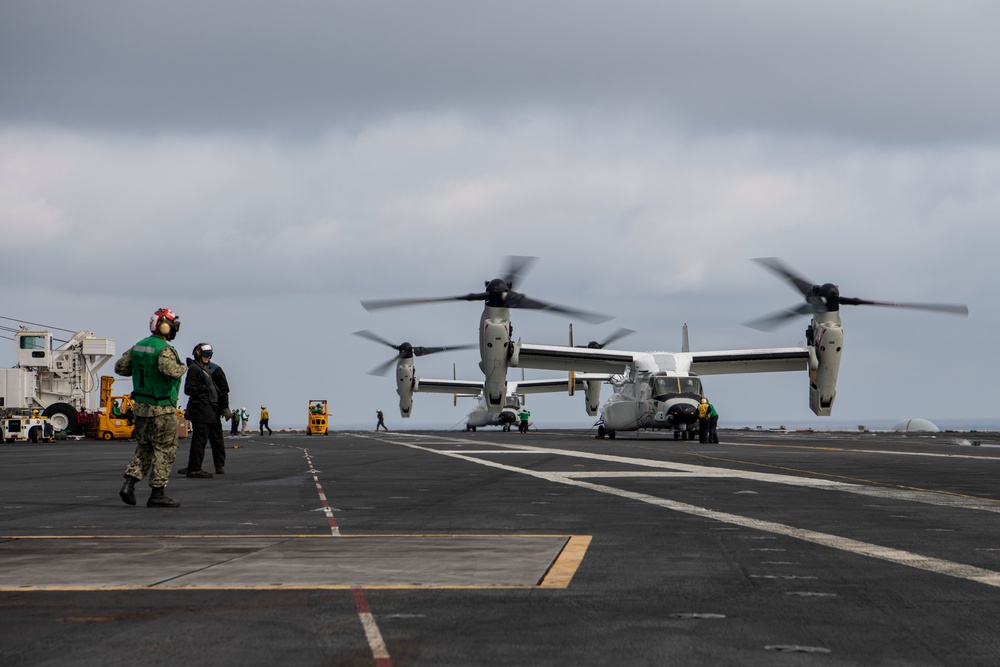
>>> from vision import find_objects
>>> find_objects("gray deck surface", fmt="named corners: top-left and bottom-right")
top-left (3, 427), bottom-right (1000, 666)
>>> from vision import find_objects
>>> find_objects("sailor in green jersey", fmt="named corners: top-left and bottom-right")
top-left (116, 308), bottom-right (187, 508)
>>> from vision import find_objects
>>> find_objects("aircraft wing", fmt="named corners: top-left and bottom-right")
top-left (514, 343), bottom-right (635, 373)
top-left (687, 347), bottom-right (809, 375)
top-left (513, 374), bottom-right (613, 394)
top-left (415, 378), bottom-right (484, 394)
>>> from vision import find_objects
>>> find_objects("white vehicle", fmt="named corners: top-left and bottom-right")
top-left (2, 414), bottom-right (56, 443)
top-left (0, 328), bottom-right (115, 433)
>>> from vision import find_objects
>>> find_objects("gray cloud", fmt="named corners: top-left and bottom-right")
top-left (3, 1), bottom-right (999, 144)
top-left (0, 1), bottom-right (993, 430)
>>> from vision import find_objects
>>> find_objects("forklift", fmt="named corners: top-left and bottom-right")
top-left (306, 399), bottom-right (328, 435)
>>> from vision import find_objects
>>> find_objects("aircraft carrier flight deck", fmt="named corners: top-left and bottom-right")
top-left (3, 428), bottom-right (1000, 666)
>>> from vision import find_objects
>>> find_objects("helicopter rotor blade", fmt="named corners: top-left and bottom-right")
top-left (839, 297), bottom-right (969, 316)
top-left (742, 303), bottom-right (816, 331)
top-left (352, 329), bottom-right (400, 350)
top-left (502, 256), bottom-right (538, 291)
top-left (367, 357), bottom-right (399, 377)
top-left (752, 257), bottom-right (816, 297)
top-left (507, 292), bottom-right (612, 324)
top-left (598, 327), bottom-right (636, 348)
top-left (360, 294), bottom-right (486, 312)
top-left (412, 343), bottom-right (478, 357)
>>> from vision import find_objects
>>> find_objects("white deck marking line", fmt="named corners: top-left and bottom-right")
top-left (386, 437), bottom-right (1000, 590)
top-left (353, 586), bottom-right (393, 667)
top-left (427, 442), bottom-right (1000, 514)
top-left (725, 441), bottom-right (1000, 461)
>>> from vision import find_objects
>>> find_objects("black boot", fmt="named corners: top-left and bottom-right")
top-left (147, 486), bottom-right (180, 508)
top-left (119, 476), bottom-right (138, 506)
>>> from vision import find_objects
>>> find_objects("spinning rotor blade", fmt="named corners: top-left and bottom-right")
top-left (595, 327), bottom-right (635, 348)
top-left (507, 292), bottom-right (612, 324)
top-left (352, 329), bottom-right (398, 348)
top-left (753, 257), bottom-right (815, 297)
top-left (745, 257), bottom-right (969, 330)
top-left (502, 255), bottom-right (538, 291)
top-left (360, 294), bottom-right (485, 312)
top-left (359, 255), bottom-right (612, 323)
top-left (367, 357), bottom-right (400, 377)
top-left (578, 327), bottom-right (636, 348)
top-left (353, 330), bottom-right (476, 376)
top-left (742, 303), bottom-right (816, 332)
top-left (411, 343), bottom-right (478, 357)
top-left (837, 297), bottom-right (969, 315)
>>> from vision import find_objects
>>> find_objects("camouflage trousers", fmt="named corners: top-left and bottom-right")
top-left (123, 412), bottom-right (179, 488)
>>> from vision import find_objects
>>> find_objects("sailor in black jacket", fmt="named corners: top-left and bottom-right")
top-left (179, 343), bottom-right (231, 477)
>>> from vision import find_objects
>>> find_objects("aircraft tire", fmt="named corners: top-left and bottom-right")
top-left (43, 402), bottom-right (80, 435)
top-left (608, 431), bottom-right (616, 440)
top-left (597, 425), bottom-right (606, 439)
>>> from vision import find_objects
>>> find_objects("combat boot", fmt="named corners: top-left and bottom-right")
top-left (119, 476), bottom-right (138, 506)
top-left (147, 486), bottom-right (180, 508)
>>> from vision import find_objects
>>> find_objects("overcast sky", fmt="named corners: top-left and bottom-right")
top-left (1, 1), bottom-right (994, 430)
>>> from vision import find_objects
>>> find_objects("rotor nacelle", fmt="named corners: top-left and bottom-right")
top-left (807, 314), bottom-right (842, 416)
top-left (480, 318), bottom-right (511, 412)
top-left (583, 379), bottom-right (602, 416)
top-left (396, 359), bottom-right (415, 418)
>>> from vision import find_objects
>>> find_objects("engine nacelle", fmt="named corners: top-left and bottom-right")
top-left (396, 360), bottom-right (415, 418)
top-left (808, 321), bottom-right (843, 417)
top-left (482, 319), bottom-right (511, 412)
top-left (584, 380), bottom-right (602, 417)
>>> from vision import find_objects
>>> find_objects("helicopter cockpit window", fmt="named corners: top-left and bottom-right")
top-left (653, 376), bottom-right (703, 396)
top-left (679, 377), bottom-right (702, 394)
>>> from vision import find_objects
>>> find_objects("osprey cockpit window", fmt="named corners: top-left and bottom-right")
top-left (652, 375), bottom-right (703, 399)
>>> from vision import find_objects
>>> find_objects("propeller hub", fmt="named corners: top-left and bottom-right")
top-left (485, 278), bottom-right (510, 307)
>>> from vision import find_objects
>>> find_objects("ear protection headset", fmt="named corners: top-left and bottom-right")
top-left (149, 308), bottom-right (181, 340)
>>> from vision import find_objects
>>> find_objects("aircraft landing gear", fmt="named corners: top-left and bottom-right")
top-left (597, 425), bottom-right (606, 439)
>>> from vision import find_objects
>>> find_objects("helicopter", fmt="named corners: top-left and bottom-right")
top-left (361, 256), bottom-right (611, 414)
top-left (507, 258), bottom-right (968, 438)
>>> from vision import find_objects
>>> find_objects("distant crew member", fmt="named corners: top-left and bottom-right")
top-left (240, 407), bottom-right (249, 435)
top-left (708, 401), bottom-right (719, 444)
top-left (260, 405), bottom-right (273, 436)
top-left (375, 409), bottom-right (388, 431)
top-left (115, 308), bottom-right (186, 508)
top-left (518, 407), bottom-right (531, 433)
top-left (229, 404), bottom-right (240, 436)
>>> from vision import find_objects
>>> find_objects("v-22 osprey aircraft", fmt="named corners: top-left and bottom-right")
top-left (507, 258), bottom-right (968, 439)
top-left (361, 256), bottom-right (610, 415)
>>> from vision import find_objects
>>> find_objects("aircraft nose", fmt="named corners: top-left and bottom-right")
top-left (668, 402), bottom-right (698, 423)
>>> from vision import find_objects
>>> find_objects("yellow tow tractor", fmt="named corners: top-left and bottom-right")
top-left (90, 375), bottom-right (135, 441)
top-left (306, 399), bottom-right (328, 435)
